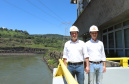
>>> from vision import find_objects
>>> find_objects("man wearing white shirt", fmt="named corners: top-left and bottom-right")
top-left (63, 26), bottom-right (89, 84)
top-left (84, 25), bottom-right (106, 84)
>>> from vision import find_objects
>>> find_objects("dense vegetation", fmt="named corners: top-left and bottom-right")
top-left (0, 27), bottom-right (68, 51)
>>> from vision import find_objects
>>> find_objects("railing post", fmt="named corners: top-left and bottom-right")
top-left (123, 58), bottom-right (128, 67)
top-left (106, 57), bottom-right (129, 67)
top-left (119, 60), bottom-right (123, 66)
top-left (54, 59), bottom-right (78, 84)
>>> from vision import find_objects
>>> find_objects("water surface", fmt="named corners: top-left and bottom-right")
top-left (0, 55), bottom-right (52, 84)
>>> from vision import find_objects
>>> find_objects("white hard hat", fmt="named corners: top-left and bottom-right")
top-left (89, 25), bottom-right (99, 32)
top-left (70, 26), bottom-right (79, 32)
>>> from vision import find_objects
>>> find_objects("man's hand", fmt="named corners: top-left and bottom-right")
top-left (85, 66), bottom-right (90, 74)
top-left (103, 66), bottom-right (106, 73)
top-left (63, 58), bottom-right (67, 66)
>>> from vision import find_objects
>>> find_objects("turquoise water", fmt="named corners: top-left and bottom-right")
top-left (0, 55), bottom-right (52, 84)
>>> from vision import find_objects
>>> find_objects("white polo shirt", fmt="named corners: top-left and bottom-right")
top-left (63, 40), bottom-right (88, 63)
top-left (84, 39), bottom-right (106, 62)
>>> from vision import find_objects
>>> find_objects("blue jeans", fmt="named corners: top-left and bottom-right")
top-left (88, 63), bottom-right (103, 84)
top-left (67, 64), bottom-right (84, 84)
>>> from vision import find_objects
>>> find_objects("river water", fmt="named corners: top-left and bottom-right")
top-left (0, 55), bottom-right (52, 84)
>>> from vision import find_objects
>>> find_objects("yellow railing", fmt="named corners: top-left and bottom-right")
top-left (106, 57), bottom-right (129, 67)
top-left (54, 59), bottom-right (78, 84)
top-left (54, 58), bottom-right (129, 84)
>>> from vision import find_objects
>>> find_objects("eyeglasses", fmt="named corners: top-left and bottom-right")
top-left (71, 32), bottom-right (78, 35)
top-left (91, 32), bottom-right (97, 34)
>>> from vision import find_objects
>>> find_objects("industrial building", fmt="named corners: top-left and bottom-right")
top-left (70, 0), bottom-right (129, 57)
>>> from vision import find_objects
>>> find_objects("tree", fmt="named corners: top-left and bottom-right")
top-left (4, 28), bottom-right (8, 31)
top-left (0, 27), bottom-right (3, 31)
top-left (15, 29), bottom-right (18, 32)
top-left (23, 31), bottom-right (29, 35)
top-left (10, 29), bottom-right (13, 31)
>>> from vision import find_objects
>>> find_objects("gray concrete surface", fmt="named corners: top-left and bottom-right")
top-left (53, 67), bottom-right (129, 84)
top-left (52, 68), bottom-right (67, 84)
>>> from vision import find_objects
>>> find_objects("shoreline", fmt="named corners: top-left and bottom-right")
top-left (0, 53), bottom-right (39, 55)
top-left (42, 56), bottom-right (53, 72)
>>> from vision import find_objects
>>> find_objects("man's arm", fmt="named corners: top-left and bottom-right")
top-left (83, 43), bottom-right (90, 74)
top-left (101, 42), bottom-right (106, 73)
top-left (63, 43), bottom-right (68, 66)
top-left (85, 57), bottom-right (90, 74)
top-left (103, 61), bottom-right (106, 73)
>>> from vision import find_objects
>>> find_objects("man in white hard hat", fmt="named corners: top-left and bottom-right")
top-left (83, 25), bottom-right (106, 84)
top-left (63, 26), bottom-right (89, 84)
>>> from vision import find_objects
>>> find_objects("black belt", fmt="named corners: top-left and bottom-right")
top-left (89, 61), bottom-right (102, 64)
top-left (68, 62), bottom-right (83, 65)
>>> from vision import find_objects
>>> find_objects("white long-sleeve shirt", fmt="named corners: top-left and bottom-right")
top-left (63, 40), bottom-right (88, 63)
top-left (83, 39), bottom-right (106, 62)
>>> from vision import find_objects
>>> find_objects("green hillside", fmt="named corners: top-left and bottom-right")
top-left (0, 27), bottom-right (65, 51)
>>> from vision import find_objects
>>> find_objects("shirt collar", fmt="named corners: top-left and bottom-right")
top-left (70, 39), bottom-right (79, 43)
top-left (90, 38), bottom-right (98, 43)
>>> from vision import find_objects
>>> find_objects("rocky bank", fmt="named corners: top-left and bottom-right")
top-left (0, 47), bottom-right (47, 55)
top-left (42, 50), bottom-right (63, 72)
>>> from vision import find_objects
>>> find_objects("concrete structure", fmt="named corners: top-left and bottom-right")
top-left (53, 67), bottom-right (129, 84)
top-left (70, 0), bottom-right (129, 57)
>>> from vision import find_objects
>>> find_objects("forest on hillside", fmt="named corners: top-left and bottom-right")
top-left (0, 27), bottom-right (70, 51)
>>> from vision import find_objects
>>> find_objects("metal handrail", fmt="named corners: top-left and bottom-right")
top-left (106, 57), bottom-right (129, 67)
top-left (54, 59), bottom-right (78, 84)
